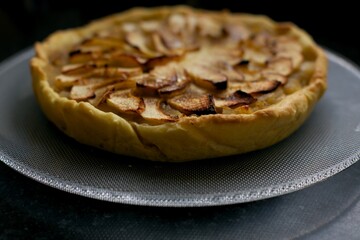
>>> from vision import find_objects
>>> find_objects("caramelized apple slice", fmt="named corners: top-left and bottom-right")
top-left (152, 33), bottom-right (172, 55)
top-left (55, 75), bottom-right (82, 89)
top-left (168, 94), bottom-right (216, 115)
top-left (157, 28), bottom-right (184, 50)
top-left (89, 86), bottom-right (114, 107)
top-left (134, 74), bottom-right (173, 95)
top-left (273, 37), bottom-right (303, 52)
top-left (69, 77), bottom-right (125, 101)
top-left (215, 90), bottom-right (256, 108)
top-left (224, 23), bottom-right (251, 41)
top-left (275, 50), bottom-right (303, 70)
top-left (197, 15), bottom-right (223, 38)
top-left (240, 80), bottom-right (281, 94)
top-left (140, 20), bottom-right (161, 32)
top-left (125, 31), bottom-right (160, 58)
top-left (242, 47), bottom-right (271, 65)
top-left (107, 90), bottom-right (145, 114)
top-left (68, 50), bottom-right (103, 64)
top-left (261, 72), bottom-right (288, 85)
top-left (167, 14), bottom-right (186, 34)
top-left (70, 85), bottom-right (95, 101)
top-left (81, 37), bottom-right (126, 49)
top-left (90, 67), bottom-right (142, 78)
top-left (264, 57), bottom-right (293, 76)
top-left (140, 98), bottom-right (175, 122)
top-left (158, 80), bottom-right (189, 97)
top-left (99, 54), bottom-right (142, 68)
top-left (186, 65), bottom-right (227, 90)
top-left (216, 62), bottom-right (244, 82)
top-left (145, 55), bottom-right (181, 70)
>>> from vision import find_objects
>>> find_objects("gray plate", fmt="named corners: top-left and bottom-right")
top-left (0, 48), bottom-right (359, 207)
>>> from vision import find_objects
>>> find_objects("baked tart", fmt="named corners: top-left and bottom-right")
top-left (30, 6), bottom-right (327, 162)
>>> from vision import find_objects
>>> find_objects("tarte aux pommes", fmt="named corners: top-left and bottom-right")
top-left (30, 6), bottom-right (327, 162)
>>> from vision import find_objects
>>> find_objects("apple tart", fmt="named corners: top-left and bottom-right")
top-left (30, 6), bottom-right (327, 162)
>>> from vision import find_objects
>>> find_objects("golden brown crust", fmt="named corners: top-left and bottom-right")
top-left (30, 6), bottom-right (327, 162)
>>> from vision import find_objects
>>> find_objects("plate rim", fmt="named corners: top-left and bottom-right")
top-left (0, 48), bottom-right (360, 207)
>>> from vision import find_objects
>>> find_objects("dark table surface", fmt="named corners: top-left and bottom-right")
top-left (1, 1), bottom-right (360, 239)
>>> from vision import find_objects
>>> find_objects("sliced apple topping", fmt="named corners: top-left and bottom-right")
top-left (186, 64), bottom-right (228, 90)
top-left (107, 90), bottom-right (145, 114)
top-left (145, 55), bottom-right (181, 70)
top-left (54, 11), bottom-right (307, 123)
top-left (140, 98), bottom-right (175, 122)
top-left (216, 62), bottom-right (244, 82)
top-left (242, 48), bottom-right (271, 65)
top-left (140, 20), bottom-right (161, 32)
top-left (68, 50), bottom-right (101, 64)
top-left (90, 66), bottom-right (142, 78)
top-left (97, 54), bottom-right (142, 68)
top-left (168, 94), bottom-right (216, 115)
top-left (275, 50), bottom-right (303, 70)
top-left (167, 14), bottom-right (186, 34)
top-left (157, 27), bottom-right (184, 51)
top-left (70, 85), bottom-right (95, 101)
top-left (264, 57), bottom-right (293, 76)
top-left (215, 90), bottom-right (256, 108)
top-left (236, 80), bottom-right (281, 94)
top-left (55, 74), bottom-right (83, 89)
top-left (197, 15), bottom-right (223, 38)
top-left (261, 72), bottom-right (288, 85)
top-left (224, 23), bottom-right (251, 41)
top-left (125, 31), bottom-right (160, 58)
top-left (81, 37), bottom-right (126, 50)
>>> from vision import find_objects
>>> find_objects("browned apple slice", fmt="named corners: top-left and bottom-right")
top-left (81, 37), bottom-right (126, 51)
top-left (89, 87), bottom-right (114, 107)
top-left (157, 27), bottom-right (184, 50)
top-left (242, 47), bottom-right (271, 65)
top-left (197, 15), bottom-right (223, 38)
top-left (264, 57), bottom-right (293, 76)
top-left (168, 94), bottom-right (216, 115)
top-left (215, 90), bottom-right (256, 108)
top-left (70, 85), bottom-right (95, 101)
top-left (224, 23), bottom-right (251, 41)
top-left (125, 31), bottom-right (160, 58)
top-left (167, 14), bottom-right (186, 34)
top-left (186, 65), bottom-right (227, 90)
top-left (152, 33), bottom-right (172, 55)
top-left (134, 74), bottom-right (173, 95)
top-left (68, 50), bottom-right (101, 64)
top-left (216, 62), bottom-right (244, 82)
top-left (90, 66), bottom-right (142, 78)
top-left (106, 90), bottom-right (145, 114)
top-left (99, 54), bottom-right (142, 68)
top-left (140, 20), bottom-right (161, 32)
top-left (275, 50), bottom-right (303, 70)
top-left (261, 72), bottom-right (288, 85)
top-left (158, 80), bottom-right (189, 97)
top-left (61, 63), bottom-right (95, 75)
top-left (272, 37), bottom-right (303, 52)
top-left (241, 80), bottom-right (281, 94)
top-left (55, 75), bottom-right (82, 89)
top-left (140, 98), bottom-right (175, 122)
top-left (145, 55), bottom-right (181, 71)
top-left (234, 65), bottom-right (261, 82)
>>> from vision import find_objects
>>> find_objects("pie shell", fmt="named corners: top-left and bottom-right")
top-left (30, 6), bottom-right (327, 162)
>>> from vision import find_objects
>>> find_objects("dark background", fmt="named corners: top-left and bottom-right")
top-left (0, 0), bottom-right (359, 64)
top-left (1, 1), bottom-right (360, 239)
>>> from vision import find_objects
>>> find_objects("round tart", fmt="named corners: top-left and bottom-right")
top-left (30, 6), bottom-right (327, 162)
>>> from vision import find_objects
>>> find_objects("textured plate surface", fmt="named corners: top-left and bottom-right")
top-left (0, 48), bottom-right (359, 207)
